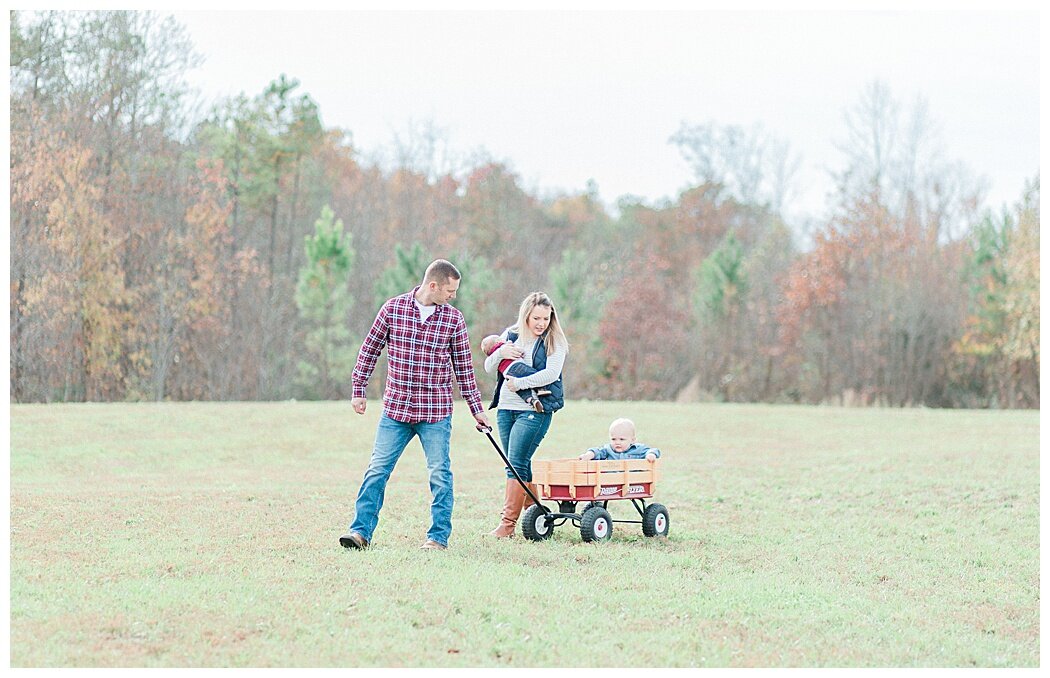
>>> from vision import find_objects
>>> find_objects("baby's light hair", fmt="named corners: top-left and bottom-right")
top-left (609, 418), bottom-right (636, 437)
top-left (480, 334), bottom-right (500, 353)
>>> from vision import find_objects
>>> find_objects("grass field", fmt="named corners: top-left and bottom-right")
top-left (8, 400), bottom-right (1040, 667)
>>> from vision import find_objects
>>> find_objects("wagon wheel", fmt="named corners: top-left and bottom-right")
top-left (641, 503), bottom-right (670, 537)
top-left (521, 504), bottom-right (554, 541)
top-left (580, 506), bottom-right (613, 543)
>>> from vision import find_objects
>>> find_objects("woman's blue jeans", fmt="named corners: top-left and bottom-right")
top-left (348, 413), bottom-right (454, 547)
top-left (497, 409), bottom-right (553, 482)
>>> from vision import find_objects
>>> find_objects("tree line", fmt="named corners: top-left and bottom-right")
top-left (9, 10), bottom-right (1039, 408)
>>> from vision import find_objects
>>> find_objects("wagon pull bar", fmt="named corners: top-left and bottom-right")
top-left (476, 424), bottom-right (549, 513)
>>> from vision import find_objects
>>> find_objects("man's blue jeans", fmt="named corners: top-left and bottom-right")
top-left (348, 413), bottom-right (454, 547)
top-left (497, 409), bottom-right (553, 482)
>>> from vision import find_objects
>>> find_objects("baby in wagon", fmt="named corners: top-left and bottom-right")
top-left (578, 418), bottom-right (661, 462)
top-left (480, 333), bottom-right (552, 413)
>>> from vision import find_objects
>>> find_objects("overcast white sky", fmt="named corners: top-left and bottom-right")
top-left (170, 10), bottom-right (1038, 223)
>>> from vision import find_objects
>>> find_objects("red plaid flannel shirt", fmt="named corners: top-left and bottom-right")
top-left (352, 287), bottom-right (484, 423)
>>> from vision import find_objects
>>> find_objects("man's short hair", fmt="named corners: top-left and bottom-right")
top-left (423, 259), bottom-right (461, 285)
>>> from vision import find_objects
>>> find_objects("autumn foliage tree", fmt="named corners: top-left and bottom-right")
top-left (777, 82), bottom-right (980, 406)
top-left (598, 255), bottom-right (692, 400)
top-left (8, 14), bottom-right (1037, 408)
top-left (953, 178), bottom-right (1040, 407)
top-left (999, 180), bottom-right (1040, 406)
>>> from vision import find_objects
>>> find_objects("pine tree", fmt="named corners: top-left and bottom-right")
top-left (697, 231), bottom-right (747, 320)
top-left (295, 205), bottom-right (356, 399)
top-left (695, 231), bottom-right (748, 400)
top-left (374, 242), bottom-right (431, 307)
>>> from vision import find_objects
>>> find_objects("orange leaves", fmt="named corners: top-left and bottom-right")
top-left (183, 161), bottom-right (234, 320)
top-left (597, 260), bottom-right (691, 400)
top-left (12, 130), bottom-right (129, 399)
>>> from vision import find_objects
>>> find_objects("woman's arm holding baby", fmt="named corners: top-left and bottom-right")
top-left (506, 345), bottom-right (567, 390)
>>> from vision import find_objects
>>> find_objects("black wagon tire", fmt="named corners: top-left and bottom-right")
top-left (521, 504), bottom-right (554, 541)
top-left (580, 506), bottom-right (613, 543)
top-left (642, 503), bottom-right (670, 537)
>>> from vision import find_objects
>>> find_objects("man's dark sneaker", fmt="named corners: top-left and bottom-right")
top-left (339, 531), bottom-right (369, 549)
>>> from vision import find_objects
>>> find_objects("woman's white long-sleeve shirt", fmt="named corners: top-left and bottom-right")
top-left (483, 329), bottom-right (567, 411)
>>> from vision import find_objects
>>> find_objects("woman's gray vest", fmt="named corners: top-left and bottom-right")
top-left (487, 330), bottom-right (565, 413)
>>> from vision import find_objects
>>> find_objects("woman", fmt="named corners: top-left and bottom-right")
top-left (485, 291), bottom-right (569, 538)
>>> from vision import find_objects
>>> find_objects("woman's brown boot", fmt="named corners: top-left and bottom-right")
top-left (489, 479), bottom-right (526, 537)
top-left (523, 483), bottom-right (538, 509)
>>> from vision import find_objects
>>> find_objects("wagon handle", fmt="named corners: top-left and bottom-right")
top-left (476, 424), bottom-right (549, 512)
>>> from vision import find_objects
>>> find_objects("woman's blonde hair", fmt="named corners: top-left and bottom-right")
top-left (512, 291), bottom-right (569, 355)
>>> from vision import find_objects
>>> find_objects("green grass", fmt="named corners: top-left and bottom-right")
top-left (8, 401), bottom-right (1039, 667)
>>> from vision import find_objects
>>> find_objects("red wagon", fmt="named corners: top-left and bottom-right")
top-left (521, 457), bottom-right (670, 542)
top-left (478, 425), bottom-right (670, 542)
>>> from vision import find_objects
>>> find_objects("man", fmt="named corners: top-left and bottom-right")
top-left (339, 259), bottom-right (490, 551)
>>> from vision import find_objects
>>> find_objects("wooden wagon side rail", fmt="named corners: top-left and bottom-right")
top-left (533, 458), bottom-right (661, 501)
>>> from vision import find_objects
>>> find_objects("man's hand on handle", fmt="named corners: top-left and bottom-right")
top-left (474, 412), bottom-right (491, 431)
top-left (351, 397), bottom-right (367, 415)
